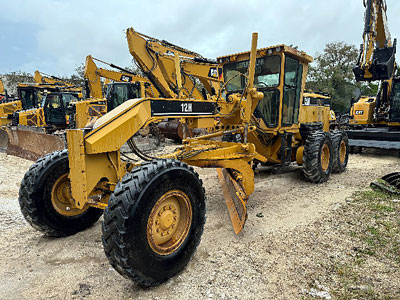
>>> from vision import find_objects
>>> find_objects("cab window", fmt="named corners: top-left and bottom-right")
top-left (62, 94), bottom-right (79, 106)
top-left (45, 94), bottom-right (62, 109)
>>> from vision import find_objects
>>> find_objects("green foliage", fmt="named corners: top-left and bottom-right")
top-left (0, 71), bottom-right (34, 96)
top-left (306, 41), bottom-right (378, 113)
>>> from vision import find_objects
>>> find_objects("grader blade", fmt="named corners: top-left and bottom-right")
top-left (2, 127), bottom-right (65, 161)
top-left (217, 168), bottom-right (248, 234)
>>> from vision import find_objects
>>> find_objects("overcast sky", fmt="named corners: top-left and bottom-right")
top-left (1, 0), bottom-right (400, 76)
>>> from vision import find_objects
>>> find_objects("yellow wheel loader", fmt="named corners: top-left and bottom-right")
top-left (2, 58), bottom-right (160, 160)
top-left (19, 30), bottom-right (349, 286)
top-left (0, 82), bottom-right (84, 159)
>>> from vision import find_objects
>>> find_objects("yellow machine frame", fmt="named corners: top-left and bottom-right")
top-left (66, 32), bottom-right (322, 233)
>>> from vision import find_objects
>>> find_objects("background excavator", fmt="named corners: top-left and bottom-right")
top-left (80, 55), bottom-right (165, 144)
top-left (350, 0), bottom-right (400, 193)
top-left (348, 0), bottom-right (400, 150)
top-left (18, 29), bottom-right (349, 287)
top-left (126, 28), bottom-right (221, 140)
top-left (33, 70), bottom-right (78, 88)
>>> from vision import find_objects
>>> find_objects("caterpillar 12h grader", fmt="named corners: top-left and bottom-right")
top-left (19, 30), bottom-right (349, 286)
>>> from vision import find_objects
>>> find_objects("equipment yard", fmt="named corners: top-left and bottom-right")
top-left (1, 150), bottom-right (399, 300)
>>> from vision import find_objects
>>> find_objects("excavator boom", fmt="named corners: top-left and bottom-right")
top-left (353, 0), bottom-right (396, 81)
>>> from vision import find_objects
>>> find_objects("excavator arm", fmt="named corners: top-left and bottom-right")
top-left (126, 28), bottom-right (222, 100)
top-left (84, 55), bottom-right (160, 99)
top-left (353, 0), bottom-right (396, 81)
top-left (34, 70), bottom-right (75, 87)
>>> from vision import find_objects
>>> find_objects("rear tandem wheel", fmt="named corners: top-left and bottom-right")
top-left (330, 130), bottom-right (349, 173)
top-left (303, 131), bottom-right (333, 183)
top-left (102, 159), bottom-right (206, 287)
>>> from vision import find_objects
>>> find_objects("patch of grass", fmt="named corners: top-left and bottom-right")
top-left (307, 189), bottom-right (400, 299)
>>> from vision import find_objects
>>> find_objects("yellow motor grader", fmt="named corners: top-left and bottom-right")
top-left (19, 30), bottom-right (349, 286)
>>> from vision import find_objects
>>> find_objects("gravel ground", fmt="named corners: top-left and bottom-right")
top-left (0, 149), bottom-right (399, 300)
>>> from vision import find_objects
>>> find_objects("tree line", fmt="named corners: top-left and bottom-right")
top-left (306, 41), bottom-right (378, 113)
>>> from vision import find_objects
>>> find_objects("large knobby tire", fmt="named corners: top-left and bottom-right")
top-left (300, 122), bottom-right (323, 141)
top-left (102, 159), bottom-right (206, 287)
top-left (19, 150), bottom-right (103, 237)
top-left (330, 130), bottom-right (349, 173)
top-left (303, 131), bottom-right (333, 183)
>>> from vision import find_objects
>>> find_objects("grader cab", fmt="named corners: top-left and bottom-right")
top-left (18, 31), bottom-right (349, 287)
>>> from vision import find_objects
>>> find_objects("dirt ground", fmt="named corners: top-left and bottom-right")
top-left (0, 149), bottom-right (399, 300)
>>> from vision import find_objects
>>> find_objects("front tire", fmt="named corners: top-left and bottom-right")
top-left (303, 131), bottom-right (333, 183)
top-left (18, 150), bottom-right (103, 237)
top-left (102, 159), bottom-right (206, 287)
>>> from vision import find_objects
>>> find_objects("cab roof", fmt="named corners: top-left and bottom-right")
top-left (217, 44), bottom-right (313, 64)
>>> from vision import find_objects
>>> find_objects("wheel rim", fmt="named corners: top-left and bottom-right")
top-left (320, 143), bottom-right (330, 172)
top-left (147, 190), bottom-right (192, 256)
top-left (51, 174), bottom-right (88, 216)
top-left (339, 140), bottom-right (347, 164)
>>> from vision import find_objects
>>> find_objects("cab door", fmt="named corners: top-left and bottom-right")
top-left (281, 56), bottom-right (303, 126)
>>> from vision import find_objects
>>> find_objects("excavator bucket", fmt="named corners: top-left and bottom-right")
top-left (354, 40), bottom-right (397, 82)
top-left (370, 172), bottom-right (400, 195)
top-left (0, 126), bottom-right (65, 161)
top-left (217, 168), bottom-right (248, 234)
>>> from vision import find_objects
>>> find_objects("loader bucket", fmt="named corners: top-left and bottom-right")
top-left (217, 168), bottom-right (248, 234)
top-left (1, 126), bottom-right (65, 161)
